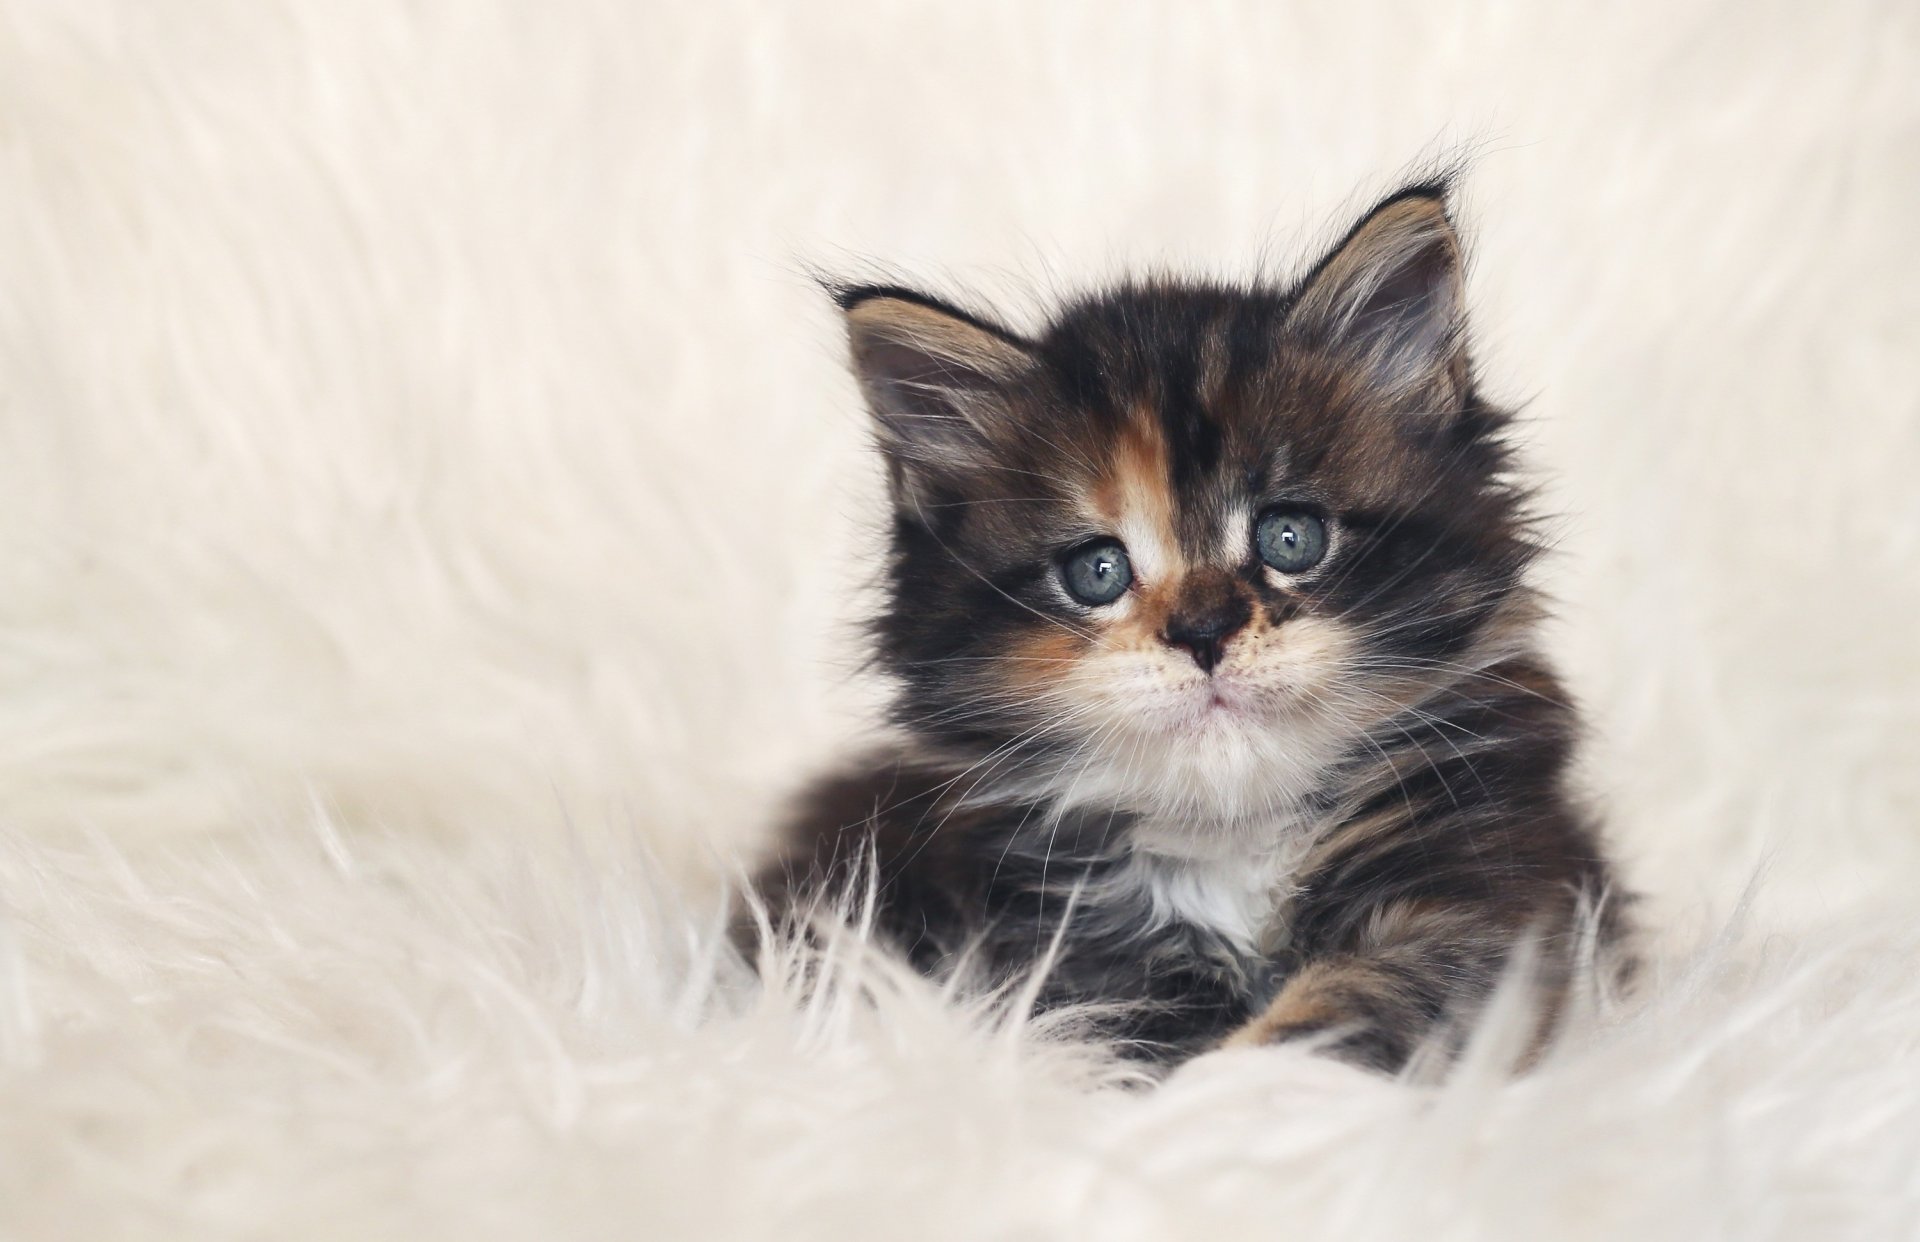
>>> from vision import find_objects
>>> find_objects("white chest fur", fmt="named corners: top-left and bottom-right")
top-left (1108, 817), bottom-right (1318, 953)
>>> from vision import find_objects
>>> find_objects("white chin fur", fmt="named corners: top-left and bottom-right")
top-left (1042, 629), bottom-right (1365, 836)
top-left (1055, 705), bottom-right (1353, 838)
top-left (1028, 685), bottom-right (1356, 951)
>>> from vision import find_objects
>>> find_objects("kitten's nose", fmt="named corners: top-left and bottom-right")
top-left (1163, 597), bottom-right (1251, 674)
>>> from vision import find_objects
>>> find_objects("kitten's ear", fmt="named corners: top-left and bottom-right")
top-left (1287, 189), bottom-right (1468, 406)
top-left (839, 288), bottom-right (1035, 497)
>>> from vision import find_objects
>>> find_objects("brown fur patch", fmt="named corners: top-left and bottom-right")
top-left (998, 628), bottom-right (1088, 695)
top-left (1290, 195), bottom-right (1459, 339)
top-left (1221, 960), bottom-right (1367, 1047)
top-left (1094, 410), bottom-right (1180, 572)
top-left (1298, 806), bottom-right (1409, 874)
top-left (1082, 408), bottom-right (1189, 652)
top-left (845, 297), bottom-right (1029, 378)
top-left (1113, 592), bottom-right (1177, 648)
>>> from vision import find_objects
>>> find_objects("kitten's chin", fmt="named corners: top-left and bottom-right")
top-left (1055, 697), bottom-right (1355, 829)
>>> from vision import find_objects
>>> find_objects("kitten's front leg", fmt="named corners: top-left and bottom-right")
top-left (1221, 899), bottom-right (1557, 1073)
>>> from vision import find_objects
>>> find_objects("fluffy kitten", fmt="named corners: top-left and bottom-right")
top-left (757, 184), bottom-right (1627, 1072)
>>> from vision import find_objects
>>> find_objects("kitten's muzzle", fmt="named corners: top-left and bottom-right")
top-left (1162, 590), bottom-right (1252, 675)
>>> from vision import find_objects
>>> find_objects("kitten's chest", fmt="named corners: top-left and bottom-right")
top-left (1110, 816), bottom-right (1317, 956)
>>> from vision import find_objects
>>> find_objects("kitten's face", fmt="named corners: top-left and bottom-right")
top-left (847, 192), bottom-right (1535, 832)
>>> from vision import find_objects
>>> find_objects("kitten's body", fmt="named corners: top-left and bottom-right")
top-left (758, 186), bottom-right (1626, 1071)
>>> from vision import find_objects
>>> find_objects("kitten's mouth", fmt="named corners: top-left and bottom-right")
top-left (1196, 683), bottom-right (1255, 723)
top-left (1191, 676), bottom-right (1299, 726)
top-left (1135, 674), bottom-right (1280, 734)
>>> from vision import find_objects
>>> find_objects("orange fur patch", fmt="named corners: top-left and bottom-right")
top-left (1220, 961), bottom-right (1358, 1047)
top-left (1086, 408), bottom-right (1185, 651)
top-left (844, 297), bottom-right (1029, 378)
top-left (1094, 413), bottom-right (1177, 559)
top-left (998, 628), bottom-right (1089, 695)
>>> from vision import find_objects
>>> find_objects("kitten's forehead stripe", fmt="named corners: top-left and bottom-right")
top-left (1196, 314), bottom-right (1234, 406)
top-left (1092, 408), bottom-right (1183, 587)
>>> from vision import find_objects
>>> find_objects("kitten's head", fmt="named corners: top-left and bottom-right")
top-left (842, 187), bottom-right (1538, 833)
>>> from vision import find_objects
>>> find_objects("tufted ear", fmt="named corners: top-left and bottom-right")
top-left (838, 287), bottom-right (1036, 500)
top-left (1287, 189), bottom-right (1468, 408)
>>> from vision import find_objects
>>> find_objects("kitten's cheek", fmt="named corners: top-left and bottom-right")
top-left (996, 630), bottom-right (1095, 702)
top-left (1075, 656), bottom-right (1175, 717)
top-left (1269, 618), bottom-right (1356, 686)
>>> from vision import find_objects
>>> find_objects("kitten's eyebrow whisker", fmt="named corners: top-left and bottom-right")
top-left (1320, 466), bottom-right (1451, 583)
top-left (1321, 530), bottom-right (1458, 620)
top-left (1312, 429), bottom-right (1524, 600)
top-left (1311, 469), bottom-right (1465, 601)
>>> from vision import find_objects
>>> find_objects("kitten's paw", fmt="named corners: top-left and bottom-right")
top-left (1223, 960), bottom-right (1422, 1074)
top-left (1224, 1012), bottom-right (1409, 1074)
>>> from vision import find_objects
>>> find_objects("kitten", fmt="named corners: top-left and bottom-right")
top-left (756, 184), bottom-right (1628, 1072)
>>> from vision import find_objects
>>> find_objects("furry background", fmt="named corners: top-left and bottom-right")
top-left (2, 2), bottom-right (1918, 1236)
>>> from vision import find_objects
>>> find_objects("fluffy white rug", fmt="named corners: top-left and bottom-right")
top-left (2, 1), bottom-right (1918, 1236)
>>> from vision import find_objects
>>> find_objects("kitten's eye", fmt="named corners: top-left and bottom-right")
top-left (1256, 508), bottom-right (1329, 574)
top-left (1059, 539), bottom-right (1133, 606)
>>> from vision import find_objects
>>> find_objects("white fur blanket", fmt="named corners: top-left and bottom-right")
top-left (2, 3), bottom-right (1917, 1236)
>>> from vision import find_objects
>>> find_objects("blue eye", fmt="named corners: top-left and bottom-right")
top-left (1256, 508), bottom-right (1329, 574)
top-left (1060, 539), bottom-right (1132, 606)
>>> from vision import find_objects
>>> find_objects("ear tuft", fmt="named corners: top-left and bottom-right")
top-left (839, 289), bottom-right (1035, 497)
top-left (1287, 190), bottom-right (1468, 405)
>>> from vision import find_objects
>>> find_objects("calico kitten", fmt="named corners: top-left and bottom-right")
top-left (757, 184), bottom-right (1627, 1072)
